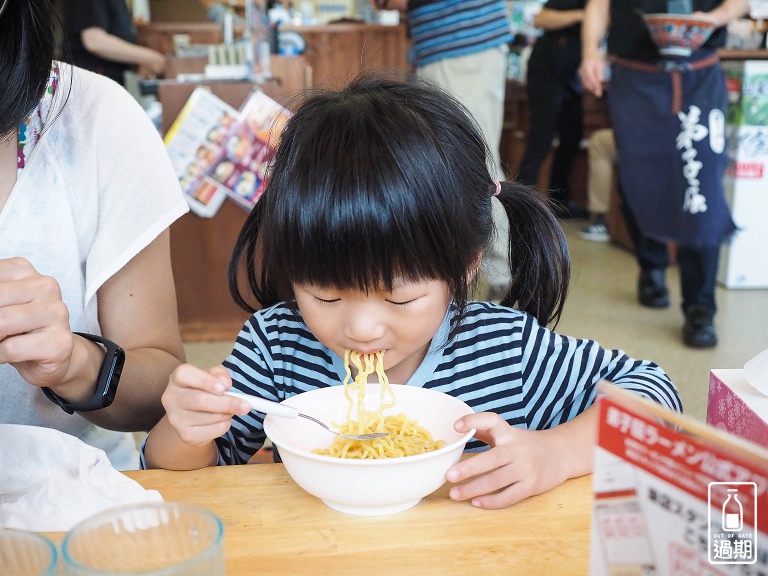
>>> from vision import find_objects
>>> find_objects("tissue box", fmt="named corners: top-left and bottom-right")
top-left (707, 369), bottom-right (768, 448)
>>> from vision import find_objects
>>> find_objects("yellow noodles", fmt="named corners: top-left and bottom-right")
top-left (312, 350), bottom-right (444, 459)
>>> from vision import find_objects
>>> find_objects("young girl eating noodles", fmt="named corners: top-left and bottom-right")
top-left (143, 74), bottom-right (682, 509)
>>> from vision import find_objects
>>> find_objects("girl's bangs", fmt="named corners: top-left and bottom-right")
top-left (272, 177), bottom-right (444, 293)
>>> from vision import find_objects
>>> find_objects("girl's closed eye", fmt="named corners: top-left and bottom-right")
top-left (387, 298), bottom-right (417, 307)
top-left (314, 296), bottom-right (340, 305)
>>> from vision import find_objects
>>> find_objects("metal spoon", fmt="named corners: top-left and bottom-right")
top-left (225, 390), bottom-right (388, 441)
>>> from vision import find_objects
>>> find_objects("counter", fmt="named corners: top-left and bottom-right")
top-left (137, 21), bottom-right (409, 90)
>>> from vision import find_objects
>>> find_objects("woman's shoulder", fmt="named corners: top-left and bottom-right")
top-left (54, 63), bottom-right (154, 130)
top-left (61, 63), bottom-right (134, 99)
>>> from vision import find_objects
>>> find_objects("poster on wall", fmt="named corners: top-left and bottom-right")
top-left (590, 384), bottom-right (768, 576)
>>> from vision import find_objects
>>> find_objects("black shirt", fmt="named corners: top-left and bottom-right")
top-left (608, 0), bottom-right (727, 61)
top-left (64, 0), bottom-right (136, 84)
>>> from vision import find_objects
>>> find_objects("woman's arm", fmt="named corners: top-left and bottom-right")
top-left (81, 27), bottom-right (165, 76)
top-left (579, 0), bottom-right (610, 97)
top-left (0, 231), bottom-right (184, 432)
top-left (85, 229), bottom-right (186, 431)
top-left (533, 8), bottom-right (584, 31)
top-left (40, 230), bottom-right (186, 432)
top-left (703, 0), bottom-right (750, 27)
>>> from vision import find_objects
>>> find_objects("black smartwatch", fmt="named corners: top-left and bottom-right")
top-left (42, 333), bottom-right (125, 414)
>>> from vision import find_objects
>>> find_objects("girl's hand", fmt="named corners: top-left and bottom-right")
top-left (444, 412), bottom-right (576, 510)
top-left (161, 364), bottom-right (251, 447)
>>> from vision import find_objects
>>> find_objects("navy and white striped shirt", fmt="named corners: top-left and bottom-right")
top-left (210, 302), bottom-right (681, 465)
top-left (408, 0), bottom-right (513, 67)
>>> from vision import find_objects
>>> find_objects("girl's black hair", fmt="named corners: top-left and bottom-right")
top-left (0, 0), bottom-right (61, 138)
top-left (229, 73), bottom-right (570, 328)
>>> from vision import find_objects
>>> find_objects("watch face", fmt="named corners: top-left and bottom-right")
top-left (102, 348), bottom-right (125, 406)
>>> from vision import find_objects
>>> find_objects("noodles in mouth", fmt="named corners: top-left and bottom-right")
top-left (312, 350), bottom-right (444, 459)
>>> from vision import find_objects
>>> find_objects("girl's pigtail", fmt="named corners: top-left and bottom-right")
top-left (496, 182), bottom-right (570, 327)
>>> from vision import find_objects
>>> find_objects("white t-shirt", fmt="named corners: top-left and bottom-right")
top-left (0, 64), bottom-right (188, 469)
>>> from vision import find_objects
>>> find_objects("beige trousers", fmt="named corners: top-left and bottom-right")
top-left (419, 46), bottom-right (511, 298)
top-left (418, 45), bottom-right (508, 180)
top-left (587, 128), bottom-right (617, 216)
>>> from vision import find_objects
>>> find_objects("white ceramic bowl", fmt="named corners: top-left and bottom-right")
top-left (263, 384), bottom-right (475, 516)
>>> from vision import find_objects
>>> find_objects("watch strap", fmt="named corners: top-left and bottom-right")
top-left (42, 333), bottom-right (125, 414)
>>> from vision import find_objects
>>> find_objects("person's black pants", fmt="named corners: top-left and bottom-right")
top-left (517, 47), bottom-right (583, 204)
top-left (619, 184), bottom-right (719, 313)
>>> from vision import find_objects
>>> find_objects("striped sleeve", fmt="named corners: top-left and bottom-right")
top-left (516, 314), bottom-right (683, 429)
top-left (426, 304), bottom-right (681, 453)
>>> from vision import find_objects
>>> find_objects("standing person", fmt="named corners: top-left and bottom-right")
top-left (142, 75), bottom-right (682, 511)
top-left (517, 1), bottom-right (588, 220)
top-left (63, 0), bottom-right (166, 85)
top-left (373, 0), bottom-right (513, 301)
top-left (579, 127), bottom-right (616, 242)
top-left (579, 0), bottom-right (749, 348)
top-left (0, 0), bottom-right (188, 469)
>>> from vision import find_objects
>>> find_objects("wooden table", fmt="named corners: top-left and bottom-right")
top-left (105, 464), bottom-right (592, 575)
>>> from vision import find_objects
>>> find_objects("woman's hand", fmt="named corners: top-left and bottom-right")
top-left (0, 257), bottom-right (77, 389)
top-left (445, 408), bottom-right (596, 509)
top-left (579, 56), bottom-right (606, 98)
top-left (161, 364), bottom-right (251, 448)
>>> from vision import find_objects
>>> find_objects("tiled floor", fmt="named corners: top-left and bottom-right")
top-left (183, 220), bottom-right (768, 424)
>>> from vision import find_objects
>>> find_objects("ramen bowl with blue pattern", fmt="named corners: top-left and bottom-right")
top-left (643, 13), bottom-right (717, 58)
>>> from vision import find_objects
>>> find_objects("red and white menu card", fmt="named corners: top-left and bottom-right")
top-left (590, 383), bottom-right (768, 575)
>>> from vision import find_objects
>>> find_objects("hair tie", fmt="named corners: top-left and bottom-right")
top-left (493, 180), bottom-right (501, 197)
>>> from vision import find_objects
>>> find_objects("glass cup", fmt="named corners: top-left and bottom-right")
top-left (61, 502), bottom-right (224, 575)
top-left (0, 529), bottom-right (58, 576)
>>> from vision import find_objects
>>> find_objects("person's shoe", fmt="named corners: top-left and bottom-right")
top-left (579, 220), bottom-right (610, 242)
top-left (683, 305), bottom-right (718, 348)
top-left (638, 269), bottom-right (669, 308)
top-left (552, 201), bottom-right (589, 220)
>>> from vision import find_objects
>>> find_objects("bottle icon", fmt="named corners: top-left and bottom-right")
top-left (722, 488), bottom-right (743, 532)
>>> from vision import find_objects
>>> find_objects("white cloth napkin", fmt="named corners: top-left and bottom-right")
top-left (745, 348), bottom-right (768, 396)
top-left (0, 424), bottom-right (163, 531)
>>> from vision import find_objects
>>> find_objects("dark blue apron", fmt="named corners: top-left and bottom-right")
top-left (608, 49), bottom-right (736, 247)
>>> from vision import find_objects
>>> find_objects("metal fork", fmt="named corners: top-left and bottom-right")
top-left (225, 390), bottom-right (388, 441)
